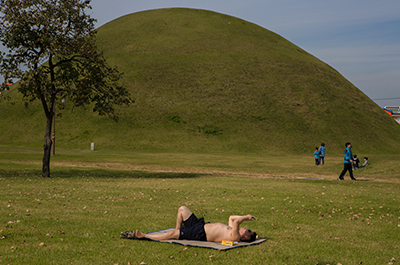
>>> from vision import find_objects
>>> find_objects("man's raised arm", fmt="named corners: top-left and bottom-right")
top-left (228, 214), bottom-right (255, 228)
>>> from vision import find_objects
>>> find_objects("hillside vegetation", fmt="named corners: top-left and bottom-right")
top-left (1, 8), bottom-right (399, 154)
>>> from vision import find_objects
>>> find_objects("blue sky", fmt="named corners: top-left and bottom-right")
top-left (2, 0), bottom-right (399, 107)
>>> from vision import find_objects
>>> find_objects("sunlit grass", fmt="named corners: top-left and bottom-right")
top-left (1, 167), bottom-right (399, 264)
top-left (1, 145), bottom-right (399, 264)
top-left (0, 145), bottom-right (398, 181)
top-left (2, 9), bottom-right (400, 155)
top-left (1, 7), bottom-right (399, 264)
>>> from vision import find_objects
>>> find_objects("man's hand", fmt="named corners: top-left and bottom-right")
top-left (246, 214), bottom-right (256, 220)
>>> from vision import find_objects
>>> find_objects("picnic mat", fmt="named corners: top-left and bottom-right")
top-left (120, 228), bottom-right (267, 251)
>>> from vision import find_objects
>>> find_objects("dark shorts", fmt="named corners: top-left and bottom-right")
top-left (179, 213), bottom-right (207, 241)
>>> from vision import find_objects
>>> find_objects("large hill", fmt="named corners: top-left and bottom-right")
top-left (1, 8), bottom-right (399, 154)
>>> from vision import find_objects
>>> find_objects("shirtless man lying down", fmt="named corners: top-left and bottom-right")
top-left (135, 206), bottom-right (258, 243)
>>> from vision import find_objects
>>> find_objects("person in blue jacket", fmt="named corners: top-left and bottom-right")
top-left (318, 143), bottom-right (326, 165)
top-left (338, 142), bottom-right (356, 181)
top-left (314, 147), bottom-right (320, 165)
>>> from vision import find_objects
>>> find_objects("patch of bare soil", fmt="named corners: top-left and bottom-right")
top-left (6, 160), bottom-right (399, 183)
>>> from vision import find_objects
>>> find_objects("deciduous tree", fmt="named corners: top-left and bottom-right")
top-left (0, 0), bottom-right (131, 177)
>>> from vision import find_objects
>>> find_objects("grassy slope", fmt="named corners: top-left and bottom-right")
top-left (1, 8), bottom-right (399, 154)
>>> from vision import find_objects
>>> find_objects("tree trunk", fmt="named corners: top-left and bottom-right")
top-left (42, 109), bottom-right (53, 178)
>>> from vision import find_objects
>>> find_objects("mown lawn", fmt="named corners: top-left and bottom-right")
top-left (1, 147), bottom-right (399, 264)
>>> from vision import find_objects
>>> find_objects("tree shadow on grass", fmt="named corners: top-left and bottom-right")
top-left (0, 168), bottom-right (204, 179)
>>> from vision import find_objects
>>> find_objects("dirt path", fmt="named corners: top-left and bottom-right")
top-left (4, 159), bottom-right (397, 183)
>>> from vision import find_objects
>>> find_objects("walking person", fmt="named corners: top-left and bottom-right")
top-left (338, 142), bottom-right (356, 181)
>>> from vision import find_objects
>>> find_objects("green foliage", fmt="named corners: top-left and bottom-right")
top-left (0, 0), bottom-right (131, 121)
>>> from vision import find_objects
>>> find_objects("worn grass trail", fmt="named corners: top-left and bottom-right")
top-left (1, 145), bottom-right (398, 181)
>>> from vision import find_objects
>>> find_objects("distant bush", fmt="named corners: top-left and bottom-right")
top-left (167, 114), bottom-right (186, 123)
top-left (251, 115), bottom-right (266, 121)
top-left (198, 125), bottom-right (223, 135)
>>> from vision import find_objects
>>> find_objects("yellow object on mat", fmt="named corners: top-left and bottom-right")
top-left (222, 240), bottom-right (238, 246)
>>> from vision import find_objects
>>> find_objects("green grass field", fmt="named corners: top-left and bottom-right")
top-left (1, 146), bottom-right (399, 264)
top-left (1, 7), bottom-right (400, 265)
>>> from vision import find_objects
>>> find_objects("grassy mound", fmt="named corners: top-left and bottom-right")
top-left (1, 8), bottom-right (399, 154)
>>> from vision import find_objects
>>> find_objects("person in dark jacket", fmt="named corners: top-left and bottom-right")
top-left (353, 154), bottom-right (360, 169)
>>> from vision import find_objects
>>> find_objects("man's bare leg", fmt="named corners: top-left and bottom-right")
top-left (136, 229), bottom-right (179, 241)
top-left (135, 206), bottom-right (193, 240)
top-left (175, 206), bottom-right (193, 229)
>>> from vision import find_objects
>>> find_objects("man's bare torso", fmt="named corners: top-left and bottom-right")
top-left (204, 223), bottom-right (240, 242)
